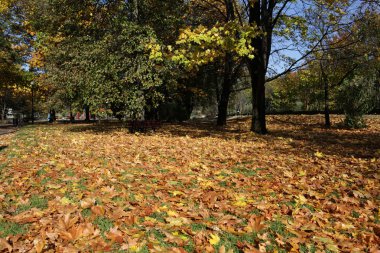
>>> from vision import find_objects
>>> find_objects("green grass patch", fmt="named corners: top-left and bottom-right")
top-left (149, 212), bottom-right (168, 223)
top-left (36, 168), bottom-right (47, 176)
top-left (81, 208), bottom-right (92, 218)
top-left (64, 169), bottom-right (75, 177)
top-left (0, 220), bottom-right (27, 237)
top-left (94, 216), bottom-right (114, 235)
top-left (190, 223), bottom-right (207, 231)
top-left (231, 167), bottom-right (257, 177)
top-left (16, 195), bottom-right (48, 213)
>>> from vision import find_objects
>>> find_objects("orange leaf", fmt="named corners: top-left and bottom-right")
top-left (91, 205), bottom-right (105, 216)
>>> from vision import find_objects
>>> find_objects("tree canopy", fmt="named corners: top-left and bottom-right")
top-left (0, 0), bottom-right (378, 130)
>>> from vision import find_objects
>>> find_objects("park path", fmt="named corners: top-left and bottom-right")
top-left (0, 125), bottom-right (17, 135)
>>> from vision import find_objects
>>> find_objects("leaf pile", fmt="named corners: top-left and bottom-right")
top-left (0, 115), bottom-right (379, 252)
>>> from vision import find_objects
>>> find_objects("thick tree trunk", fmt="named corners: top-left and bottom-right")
top-left (249, 61), bottom-right (267, 134)
top-left (217, 53), bottom-right (233, 126)
top-left (216, 0), bottom-right (236, 126)
top-left (248, 0), bottom-right (272, 134)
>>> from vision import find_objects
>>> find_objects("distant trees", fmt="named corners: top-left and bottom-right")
top-left (1, 0), bottom-right (377, 130)
top-left (266, 8), bottom-right (379, 128)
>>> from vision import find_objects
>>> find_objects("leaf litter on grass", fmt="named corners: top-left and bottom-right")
top-left (0, 115), bottom-right (379, 252)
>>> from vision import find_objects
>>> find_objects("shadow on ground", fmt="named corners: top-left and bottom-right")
top-left (64, 115), bottom-right (380, 159)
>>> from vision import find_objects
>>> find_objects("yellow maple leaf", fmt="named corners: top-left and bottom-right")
top-left (314, 151), bottom-right (324, 158)
top-left (296, 194), bottom-right (307, 205)
top-left (298, 170), bottom-right (307, 177)
top-left (167, 210), bottom-right (178, 217)
top-left (233, 200), bottom-right (247, 207)
top-left (209, 233), bottom-right (220, 245)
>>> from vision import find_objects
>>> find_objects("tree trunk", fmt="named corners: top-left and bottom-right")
top-left (249, 62), bottom-right (267, 134)
top-left (324, 79), bottom-right (331, 128)
top-left (31, 87), bottom-right (34, 124)
top-left (69, 104), bottom-right (74, 123)
top-left (248, 0), bottom-right (272, 134)
top-left (84, 105), bottom-right (90, 122)
top-left (321, 63), bottom-right (331, 127)
top-left (217, 53), bottom-right (234, 126)
top-left (216, 0), bottom-right (236, 126)
top-left (132, 0), bottom-right (138, 22)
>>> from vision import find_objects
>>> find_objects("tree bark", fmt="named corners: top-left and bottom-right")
top-left (216, 0), bottom-right (236, 126)
top-left (69, 104), bottom-right (74, 123)
top-left (84, 105), bottom-right (90, 122)
top-left (132, 0), bottom-right (138, 22)
top-left (249, 58), bottom-right (267, 134)
top-left (248, 0), bottom-right (272, 134)
top-left (217, 53), bottom-right (234, 126)
top-left (320, 62), bottom-right (331, 127)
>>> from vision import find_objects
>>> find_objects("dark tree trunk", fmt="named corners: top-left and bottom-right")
top-left (69, 104), bottom-right (74, 123)
top-left (84, 105), bottom-right (90, 122)
top-left (248, 0), bottom-right (272, 134)
top-left (31, 87), bottom-right (34, 124)
top-left (250, 65), bottom-right (267, 134)
top-left (320, 63), bottom-right (331, 127)
top-left (144, 107), bottom-right (158, 120)
top-left (217, 53), bottom-right (234, 126)
top-left (216, 0), bottom-right (235, 126)
top-left (323, 78), bottom-right (331, 128)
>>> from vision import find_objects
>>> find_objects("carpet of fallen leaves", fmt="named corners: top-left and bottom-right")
top-left (0, 115), bottom-right (379, 253)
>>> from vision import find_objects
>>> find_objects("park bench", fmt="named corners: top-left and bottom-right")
top-left (127, 120), bottom-right (161, 133)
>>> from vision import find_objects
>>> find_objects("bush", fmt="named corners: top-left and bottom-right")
top-left (337, 75), bottom-right (377, 128)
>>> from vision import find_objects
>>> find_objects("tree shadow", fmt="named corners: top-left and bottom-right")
top-left (162, 121), bottom-right (246, 140)
top-left (268, 116), bottom-right (380, 159)
top-left (67, 122), bottom-right (126, 133)
top-left (64, 116), bottom-right (380, 159)
top-left (0, 145), bottom-right (8, 152)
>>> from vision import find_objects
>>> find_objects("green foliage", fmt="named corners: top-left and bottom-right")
top-left (27, 0), bottom-right (186, 119)
top-left (337, 75), bottom-right (378, 128)
top-left (267, 67), bottom-right (325, 112)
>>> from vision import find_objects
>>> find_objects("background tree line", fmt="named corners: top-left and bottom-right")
top-left (0, 0), bottom-right (379, 132)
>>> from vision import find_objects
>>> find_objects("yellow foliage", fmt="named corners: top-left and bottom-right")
top-left (209, 233), bottom-right (220, 245)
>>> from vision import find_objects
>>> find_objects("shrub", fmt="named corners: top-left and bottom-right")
top-left (337, 75), bottom-right (377, 128)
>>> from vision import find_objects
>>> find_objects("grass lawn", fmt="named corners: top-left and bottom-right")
top-left (0, 115), bottom-right (379, 252)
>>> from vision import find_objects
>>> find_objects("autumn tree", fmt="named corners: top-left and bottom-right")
top-left (0, 0), bottom-right (31, 120)
top-left (240, 0), bottom-right (377, 133)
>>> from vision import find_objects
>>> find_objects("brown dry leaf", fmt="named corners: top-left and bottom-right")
top-left (106, 227), bottom-right (124, 243)
top-left (0, 238), bottom-right (12, 253)
top-left (245, 215), bottom-right (265, 233)
top-left (91, 205), bottom-right (105, 216)
top-left (33, 238), bottom-right (45, 253)
top-left (80, 198), bottom-right (95, 209)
